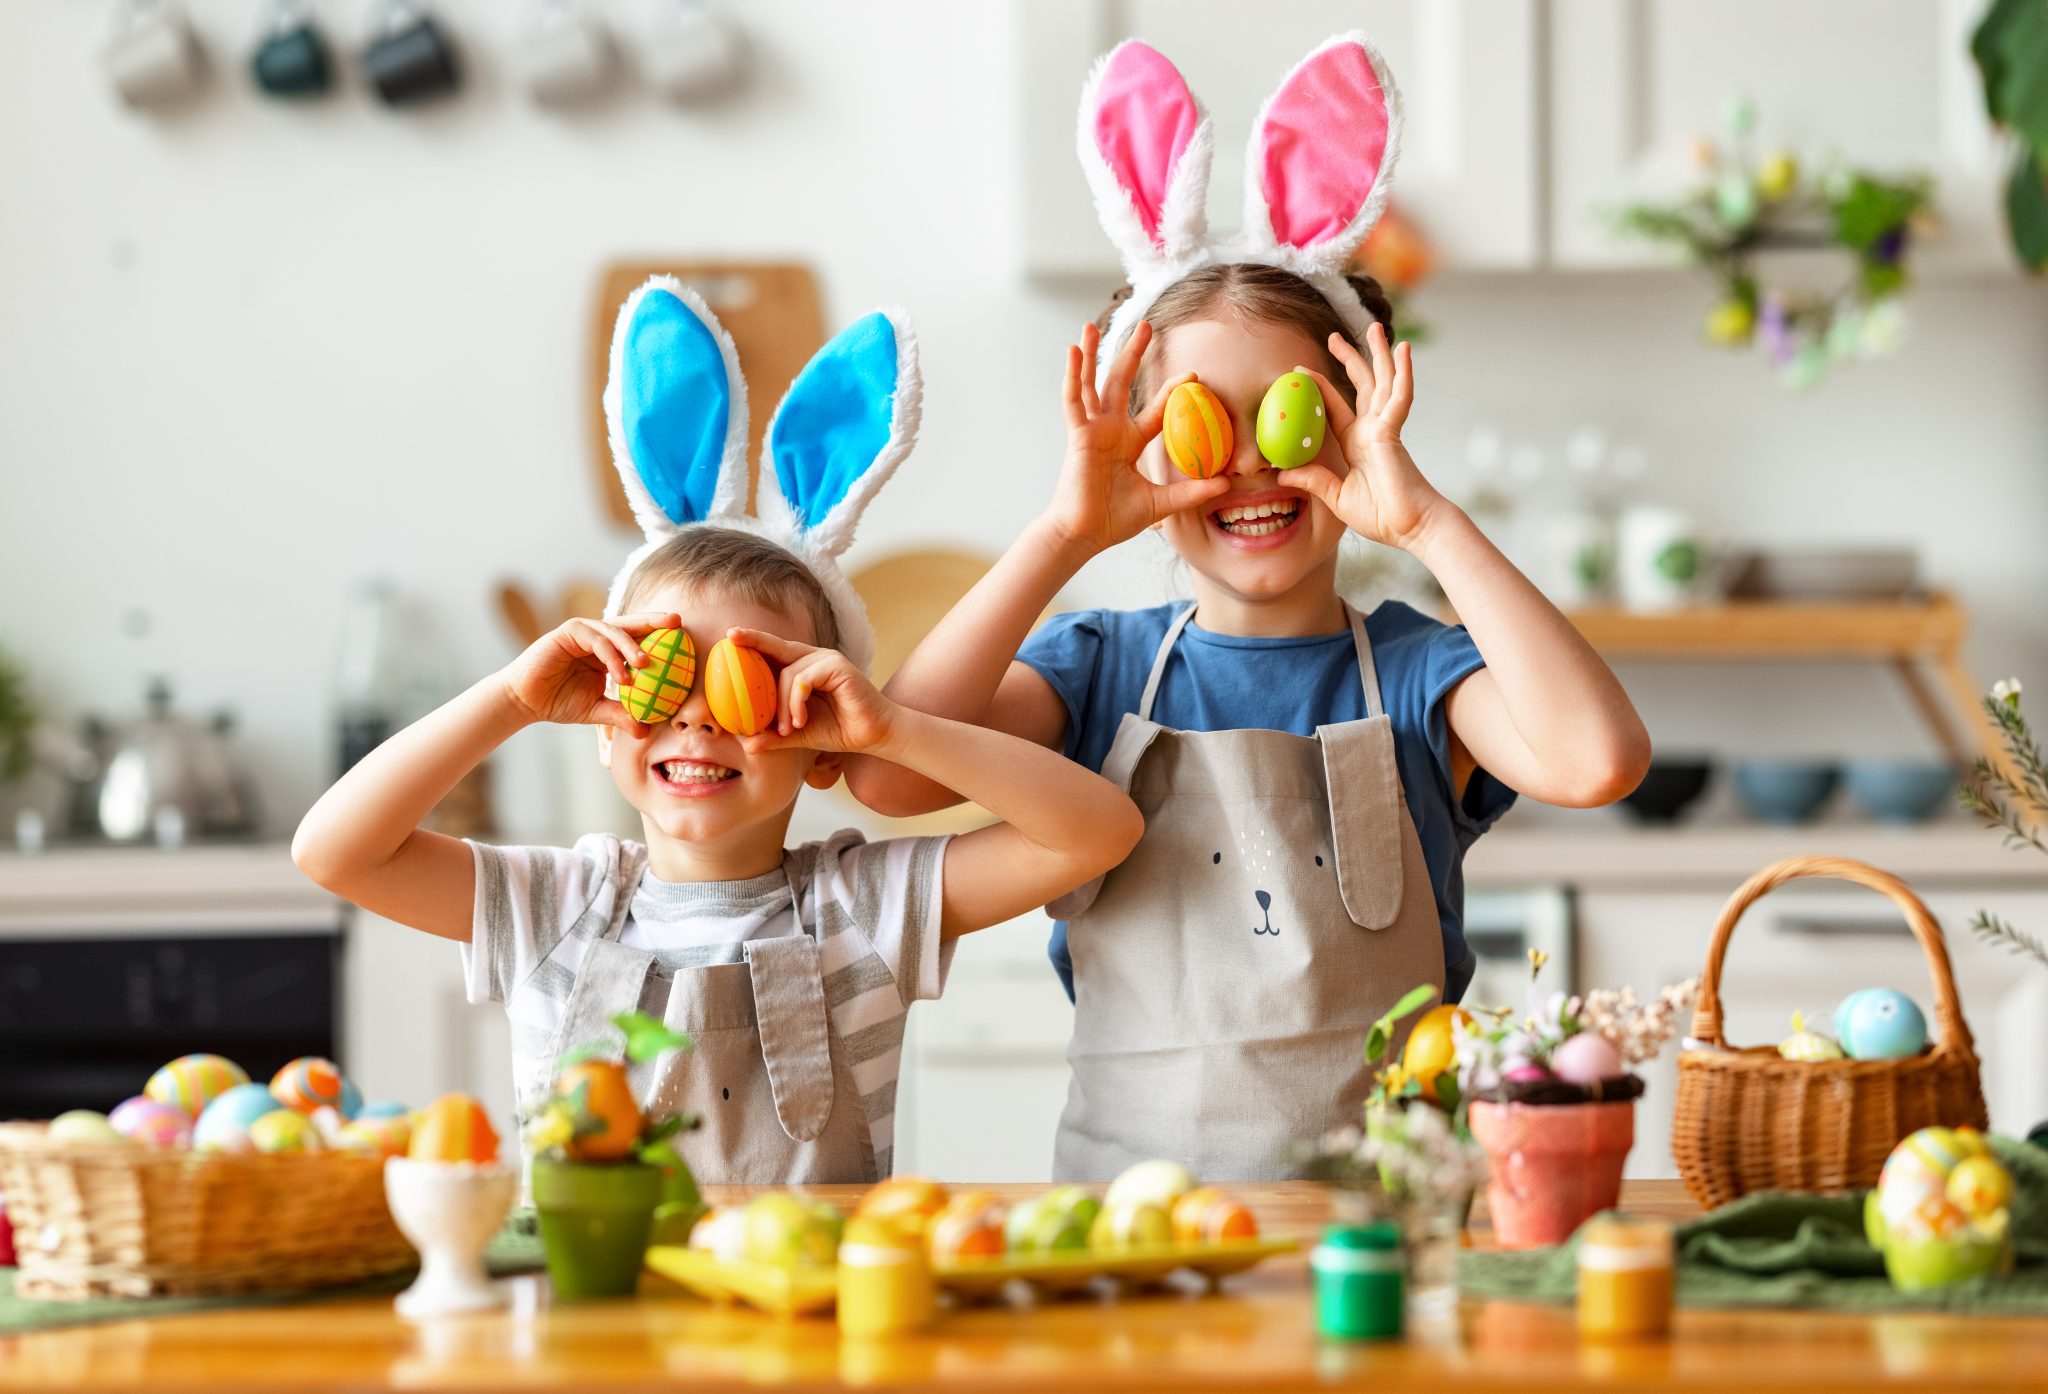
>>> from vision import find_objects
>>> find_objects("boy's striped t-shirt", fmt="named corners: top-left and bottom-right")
top-left (462, 828), bottom-right (951, 1177)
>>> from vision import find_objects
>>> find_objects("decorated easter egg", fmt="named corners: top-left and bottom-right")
top-left (620, 627), bottom-right (697, 724)
top-left (336, 1114), bottom-right (412, 1158)
top-left (249, 1108), bottom-right (322, 1154)
top-left (1503, 1063), bottom-right (1553, 1083)
top-left (144, 1053), bottom-right (250, 1117)
top-left (109, 1096), bottom-right (194, 1149)
top-left (1170, 1188), bottom-right (1259, 1245)
top-left (1551, 1032), bottom-right (1625, 1085)
top-left (337, 1078), bottom-right (363, 1120)
top-left (688, 1206), bottom-right (749, 1262)
top-left (704, 638), bottom-right (776, 737)
top-left (744, 1193), bottom-right (842, 1267)
top-left (48, 1109), bottom-right (121, 1144)
top-left (1161, 381), bottom-right (1234, 479)
top-left (1838, 989), bottom-right (1927, 1060)
top-left (1104, 1158), bottom-right (1197, 1212)
top-left (1005, 1196), bottom-right (1089, 1255)
top-left (408, 1094), bottom-right (499, 1164)
top-left (1089, 1199), bottom-right (1172, 1251)
top-left (270, 1056), bottom-right (345, 1114)
top-left (1041, 1184), bottom-right (1102, 1235)
top-left (857, 1176), bottom-right (951, 1238)
top-left (1948, 1154), bottom-right (2013, 1217)
top-left (357, 1099), bottom-right (409, 1121)
top-left (927, 1192), bottom-right (1007, 1263)
top-left (1401, 1005), bottom-right (1472, 1102)
top-left (194, 1083), bottom-right (287, 1154)
top-left (1254, 373), bottom-right (1326, 470)
top-left (552, 1060), bottom-right (642, 1163)
top-left (1778, 1010), bottom-right (1845, 1062)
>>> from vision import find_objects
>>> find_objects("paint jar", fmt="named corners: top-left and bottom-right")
top-left (1577, 1215), bottom-right (1675, 1340)
top-left (837, 1217), bottom-right (936, 1337)
top-left (1312, 1221), bottom-right (1404, 1341)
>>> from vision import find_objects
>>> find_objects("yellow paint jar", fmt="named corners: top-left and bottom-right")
top-left (1576, 1216), bottom-right (1674, 1341)
top-left (836, 1216), bottom-right (936, 1337)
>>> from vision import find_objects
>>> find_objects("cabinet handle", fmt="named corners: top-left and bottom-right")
top-left (1774, 915), bottom-right (1911, 938)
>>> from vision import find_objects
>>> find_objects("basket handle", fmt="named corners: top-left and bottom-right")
top-left (1690, 855), bottom-right (1976, 1056)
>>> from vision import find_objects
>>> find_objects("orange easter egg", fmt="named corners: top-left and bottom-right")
top-left (857, 1176), bottom-right (952, 1237)
top-left (1162, 381), bottom-right (1233, 479)
top-left (704, 638), bottom-right (777, 737)
top-left (554, 1060), bottom-right (644, 1163)
top-left (1170, 1187), bottom-right (1259, 1245)
top-left (408, 1093), bottom-right (499, 1164)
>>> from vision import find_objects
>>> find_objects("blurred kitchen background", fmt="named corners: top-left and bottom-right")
top-left (4, 0), bottom-right (2047, 1179)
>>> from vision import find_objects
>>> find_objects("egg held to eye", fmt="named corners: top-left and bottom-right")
top-left (620, 627), bottom-right (697, 724)
top-left (1162, 381), bottom-right (1233, 479)
top-left (1255, 374), bottom-right (1326, 470)
top-left (704, 638), bottom-right (777, 736)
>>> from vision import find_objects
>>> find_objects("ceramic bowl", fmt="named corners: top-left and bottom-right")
top-left (1732, 761), bottom-right (1840, 825)
top-left (1843, 760), bottom-right (1959, 824)
top-left (1618, 760), bottom-right (1713, 824)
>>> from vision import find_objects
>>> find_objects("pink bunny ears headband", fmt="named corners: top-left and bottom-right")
top-left (1079, 33), bottom-right (1402, 387)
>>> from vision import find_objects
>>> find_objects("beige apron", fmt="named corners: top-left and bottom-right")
top-left (1052, 604), bottom-right (1445, 1182)
top-left (548, 859), bottom-right (876, 1184)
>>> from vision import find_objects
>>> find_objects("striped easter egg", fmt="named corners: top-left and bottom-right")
top-left (143, 1053), bottom-right (249, 1117)
top-left (704, 638), bottom-right (777, 737)
top-left (620, 627), bottom-right (697, 724)
top-left (270, 1056), bottom-right (345, 1113)
top-left (1162, 381), bottom-right (1233, 479)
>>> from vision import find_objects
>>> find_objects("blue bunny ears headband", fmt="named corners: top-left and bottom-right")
top-left (601, 277), bottom-right (920, 672)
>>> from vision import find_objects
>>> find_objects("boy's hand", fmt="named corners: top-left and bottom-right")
top-left (1283, 324), bottom-right (1453, 554)
top-left (499, 612), bottom-right (680, 734)
top-left (1045, 320), bottom-right (1230, 555)
top-left (725, 630), bottom-right (897, 757)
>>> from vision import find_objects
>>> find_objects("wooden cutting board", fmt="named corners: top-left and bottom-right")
top-left (589, 261), bottom-right (825, 531)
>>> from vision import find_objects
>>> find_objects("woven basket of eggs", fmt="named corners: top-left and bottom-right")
top-left (1671, 856), bottom-right (1988, 1209)
top-left (0, 1124), bottom-right (414, 1299)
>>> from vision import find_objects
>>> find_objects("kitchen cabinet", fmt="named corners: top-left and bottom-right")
top-left (1018, 0), bottom-right (1543, 276)
top-left (344, 909), bottom-right (515, 1127)
top-left (1548, 0), bottom-right (2007, 270)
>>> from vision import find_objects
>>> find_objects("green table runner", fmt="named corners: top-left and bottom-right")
top-left (0, 1210), bottom-right (545, 1336)
top-left (1460, 1136), bottom-right (2048, 1315)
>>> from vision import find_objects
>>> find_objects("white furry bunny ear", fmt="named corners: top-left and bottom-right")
top-left (601, 276), bottom-right (751, 539)
top-left (1240, 33), bottom-right (1403, 281)
top-left (1077, 40), bottom-right (1213, 275)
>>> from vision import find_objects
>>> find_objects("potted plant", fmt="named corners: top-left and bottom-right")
top-left (1457, 952), bottom-right (1697, 1250)
top-left (524, 1011), bottom-right (701, 1300)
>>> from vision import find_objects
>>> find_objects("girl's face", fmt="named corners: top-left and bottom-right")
top-left (1141, 317), bottom-right (1351, 605)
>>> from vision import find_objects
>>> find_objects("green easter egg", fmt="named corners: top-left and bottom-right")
top-left (1255, 373), bottom-right (1326, 470)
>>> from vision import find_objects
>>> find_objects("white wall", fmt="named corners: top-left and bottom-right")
top-left (3, 0), bottom-right (2046, 846)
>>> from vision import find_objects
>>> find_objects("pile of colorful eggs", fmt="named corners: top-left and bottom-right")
top-left (1775, 988), bottom-right (1929, 1063)
top-left (41, 1053), bottom-right (426, 1160)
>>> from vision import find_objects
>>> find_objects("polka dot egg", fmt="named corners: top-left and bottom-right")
top-left (1254, 372), bottom-right (1326, 470)
top-left (620, 627), bottom-right (697, 724)
top-left (144, 1053), bottom-right (250, 1117)
top-left (270, 1057), bottom-right (345, 1114)
top-left (109, 1096), bottom-right (194, 1149)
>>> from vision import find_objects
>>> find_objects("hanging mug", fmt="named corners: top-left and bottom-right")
top-left (516, 0), bottom-right (615, 108)
top-left (104, 0), bottom-right (205, 110)
top-left (640, 0), bottom-right (742, 103)
top-left (252, 0), bottom-right (334, 99)
top-left (361, 0), bottom-right (460, 107)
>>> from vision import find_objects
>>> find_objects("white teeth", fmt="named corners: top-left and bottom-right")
top-left (660, 761), bottom-right (737, 783)
top-left (1215, 501), bottom-right (1300, 532)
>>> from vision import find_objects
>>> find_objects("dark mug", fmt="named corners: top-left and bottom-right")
top-left (362, 2), bottom-right (460, 107)
top-left (251, 3), bottom-right (333, 98)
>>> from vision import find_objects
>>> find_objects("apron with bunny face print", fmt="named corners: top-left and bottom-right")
top-left (1051, 604), bottom-right (1446, 1182)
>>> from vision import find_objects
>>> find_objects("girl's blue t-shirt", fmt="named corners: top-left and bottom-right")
top-left (1017, 600), bottom-right (1515, 1004)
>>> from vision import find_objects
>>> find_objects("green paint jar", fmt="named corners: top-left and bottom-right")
top-left (1313, 1221), bottom-right (1404, 1340)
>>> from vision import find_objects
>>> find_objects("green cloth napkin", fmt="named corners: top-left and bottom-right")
top-left (0, 1208), bottom-right (545, 1336)
top-left (1459, 1136), bottom-right (2048, 1315)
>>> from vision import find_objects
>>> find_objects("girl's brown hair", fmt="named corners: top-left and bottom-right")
top-left (1096, 263), bottom-right (1394, 410)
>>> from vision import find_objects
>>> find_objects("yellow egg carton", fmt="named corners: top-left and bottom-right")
top-left (644, 1237), bottom-right (1299, 1318)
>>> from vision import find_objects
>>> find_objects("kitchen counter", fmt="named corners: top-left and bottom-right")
top-left (3, 1182), bottom-right (2044, 1393)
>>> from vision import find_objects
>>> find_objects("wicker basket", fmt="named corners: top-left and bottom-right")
top-left (1671, 856), bottom-right (1988, 1208)
top-left (0, 1123), bottom-right (414, 1299)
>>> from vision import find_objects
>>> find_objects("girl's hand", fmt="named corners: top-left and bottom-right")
top-left (726, 629), bottom-right (897, 757)
top-left (1045, 320), bottom-right (1230, 554)
top-left (498, 612), bottom-right (679, 734)
top-left (1284, 324), bottom-right (1452, 553)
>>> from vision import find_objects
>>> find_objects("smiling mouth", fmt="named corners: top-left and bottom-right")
top-left (1210, 500), bottom-right (1301, 538)
top-left (652, 759), bottom-right (740, 792)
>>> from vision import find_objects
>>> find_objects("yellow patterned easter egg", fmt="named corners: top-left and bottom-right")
top-left (1161, 381), bottom-right (1234, 479)
top-left (1777, 1011), bottom-right (1845, 1062)
top-left (249, 1108), bottom-right (322, 1154)
top-left (620, 627), bottom-right (697, 724)
top-left (144, 1053), bottom-right (250, 1117)
top-left (704, 638), bottom-right (777, 737)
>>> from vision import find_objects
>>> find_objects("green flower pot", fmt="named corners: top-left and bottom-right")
top-left (532, 1159), bottom-right (663, 1301)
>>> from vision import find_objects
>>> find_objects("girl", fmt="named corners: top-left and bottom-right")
top-left (849, 36), bottom-right (1649, 1180)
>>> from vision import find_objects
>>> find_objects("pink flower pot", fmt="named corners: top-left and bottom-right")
top-left (1468, 1100), bottom-right (1634, 1250)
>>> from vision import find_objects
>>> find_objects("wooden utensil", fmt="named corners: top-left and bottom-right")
top-left (561, 581), bottom-right (609, 621)
top-left (496, 582), bottom-right (546, 646)
top-left (589, 261), bottom-right (825, 531)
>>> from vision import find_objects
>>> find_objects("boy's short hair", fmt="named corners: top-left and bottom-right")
top-left (620, 527), bottom-right (841, 651)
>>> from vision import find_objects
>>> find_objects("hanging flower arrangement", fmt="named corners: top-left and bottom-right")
top-left (1617, 98), bottom-right (1935, 390)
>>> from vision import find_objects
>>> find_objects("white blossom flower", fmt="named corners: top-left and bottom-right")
top-left (1992, 677), bottom-right (2023, 705)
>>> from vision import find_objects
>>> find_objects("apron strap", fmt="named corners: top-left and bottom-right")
top-left (1136, 605), bottom-right (1199, 722)
top-left (1345, 603), bottom-right (1387, 719)
top-left (1317, 716), bottom-right (1406, 929)
top-left (1046, 713), bottom-right (1163, 921)
top-left (744, 896), bottom-right (837, 1143)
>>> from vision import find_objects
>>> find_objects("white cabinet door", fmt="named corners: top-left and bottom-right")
top-left (1549, 0), bottom-right (2007, 270)
top-left (344, 910), bottom-right (514, 1127)
top-left (1018, 0), bottom-right (1542, 276)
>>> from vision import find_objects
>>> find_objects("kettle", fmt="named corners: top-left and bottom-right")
top-left (97, 680), bottom-right (257, 845)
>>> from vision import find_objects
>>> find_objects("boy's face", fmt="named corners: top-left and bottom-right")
top-left (1140, 317), bottom-right (1351, 606)
top-left (599, 583), bottom-right (839, 859)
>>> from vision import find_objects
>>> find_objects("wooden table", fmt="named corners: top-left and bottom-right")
top-left (4, 1182), bottom-right (2045, 1393)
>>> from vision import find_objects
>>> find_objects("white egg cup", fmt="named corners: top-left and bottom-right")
top-left (384, 1156), bottom-right (518, 1319)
